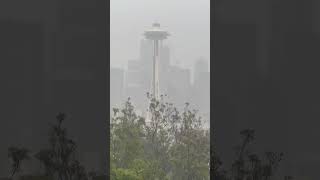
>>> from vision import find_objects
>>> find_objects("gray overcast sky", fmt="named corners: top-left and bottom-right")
top-left (110, 0), bottom-right (210, 70)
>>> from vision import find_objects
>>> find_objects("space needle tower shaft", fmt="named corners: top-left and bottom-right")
top-left (144, 22), bottom-right (170, 100)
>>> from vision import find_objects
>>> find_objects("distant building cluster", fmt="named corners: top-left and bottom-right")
top-left (111, 39), bottom-right (210, 127)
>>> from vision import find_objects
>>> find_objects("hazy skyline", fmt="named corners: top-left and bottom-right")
top-left (110, 0), bottom-right (210, 70)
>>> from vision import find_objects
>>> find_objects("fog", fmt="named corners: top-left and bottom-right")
top-left (110, 0), bottom-right (210, 69)
top-left (110, 0), bottom-right (210, 129)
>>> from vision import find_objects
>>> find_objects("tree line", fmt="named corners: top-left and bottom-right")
top-left (6, 113), bottom-right (104, 180)
top-left (111, 95), bottom-right (292, 180)
top-left (111, 95), bottom-right (210, 180)
top-left (5, 94), bottom-right (291, 180)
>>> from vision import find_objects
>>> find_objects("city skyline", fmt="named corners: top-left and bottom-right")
top-left (110, 38), bottom-right (210, 82)
top-left (110, 0), bottom-right (210, 70)
top-left (110, 36), bottom-right (210, 127)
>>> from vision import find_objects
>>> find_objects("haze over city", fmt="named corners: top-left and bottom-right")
top-left (110, 0), bottom-right (210, 70)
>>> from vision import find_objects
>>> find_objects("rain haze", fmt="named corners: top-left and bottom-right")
top-left (110, 0), bottom-right (210, 129)
top-left (110, 0), bottom-right (210, 70)
top-left (110, 1), bottom-right (210, 178)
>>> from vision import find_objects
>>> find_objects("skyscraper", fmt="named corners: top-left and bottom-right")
top-left (167, 66), bottom-right (192, 105)
top-left (193, 58), bottom-right (210, 127)
top-left (125, 59), bottom-right (146, 109)
top-left (194, 57), bottom-right (209, 83)
top-left (111, 68), bottom-right (124, 108)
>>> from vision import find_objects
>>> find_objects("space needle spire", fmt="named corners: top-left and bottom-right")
top-left (144, 22), bottom-right (170, 100)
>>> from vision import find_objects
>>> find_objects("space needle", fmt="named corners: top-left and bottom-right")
top-left (144, 22), bottom-right (170, 100)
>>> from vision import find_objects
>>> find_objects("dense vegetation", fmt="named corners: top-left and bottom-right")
top-left (7, 113), bottom-right (103, 180)
top-left (5, 95), bottom-right (292, 180)
top-left (111, 95), bottom-right (292, 180)
top-left (110, 95), bottom-right (210, 180)
top-left (212, 129), bottom-right (293, 180)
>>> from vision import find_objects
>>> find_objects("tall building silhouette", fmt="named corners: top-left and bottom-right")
top-left (111, 68), bottom-right (125, 108)
top-left (192, 58), bottom-right (210, 127)
top-left (125, 32), bottom-right (171, 109)
top-left (167, 66), bottom-right (192, 105)
top-left (122, 24), bottom-right (207, 117)
top-left (194, 57), bottom-right (209, 83)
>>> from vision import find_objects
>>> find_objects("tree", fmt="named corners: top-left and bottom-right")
top-left (110, 95), bottom-right (210, 180)
top-left (110, 99), bottom-right (145, 169)
top-left (36, 113), bottom-right (87, 180)
top-left (8, 146), bottom-right (30, 178)
top-left (7, 113), bottom-right (88, 180)
top-left (169, 103), bottom-right (210, 180)
top-left (34, 149), bottom-right (55, 177)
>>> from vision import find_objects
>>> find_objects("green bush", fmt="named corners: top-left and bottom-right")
top-left (111, 168), bottom-right (142, 180)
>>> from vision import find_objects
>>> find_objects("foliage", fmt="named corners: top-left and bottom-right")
top-left (213, 129), bottom-right (290, 180)
top-left (8, 113), bottom-right (89, 180)
top-left (8, 147), bottom-right (30, 178)
top-left (5, 95), bottom-right (291, 180)
top-left (110, 95), bottom-right (291, 180)
top-left (111, 168), bottom-right (143, 180)
top-left (35, 113), bottom-right (88, 180)
top-left (110, 95), bottom-right (210, 180)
